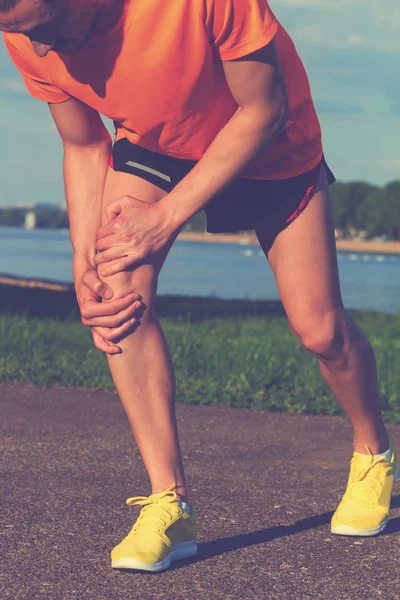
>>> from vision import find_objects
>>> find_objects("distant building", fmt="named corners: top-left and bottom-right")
top-left (24, 211), bottom-right (36, 230)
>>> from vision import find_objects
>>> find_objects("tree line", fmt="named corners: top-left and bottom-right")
top-left (0, 206), bottom-right (69, 229)
top-left (183, 180), bottom-right (400, 240)
top-left (330, 181), bottom-right (400, 240)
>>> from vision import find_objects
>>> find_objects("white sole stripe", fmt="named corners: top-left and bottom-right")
top-left (331, 516), bottom-right (389, 537)
top-left (111, 539), bottom-right (198, 572)
top-left (125, 160), bottom-right (172, 182)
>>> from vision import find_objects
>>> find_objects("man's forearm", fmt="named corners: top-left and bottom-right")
top-left (63, 140), bottom-right (111, 274)
top-left (162, 105), bottom-right (287, 229)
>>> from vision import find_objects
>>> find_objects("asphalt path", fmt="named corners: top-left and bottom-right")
top-left (1, 384), bottom-right (400, 600)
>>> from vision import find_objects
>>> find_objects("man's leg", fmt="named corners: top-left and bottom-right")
top-left (255, 166), bottom-right (397, 536)
top-left (100, 168), bottom-right (188, 501)
top-left (99, 171), bottom-right (197, 572)
top-left (255, 165), bottom-right (389, 455)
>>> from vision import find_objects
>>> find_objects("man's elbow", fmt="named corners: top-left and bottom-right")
top-left (246, 94), bottom-right (289, 140)
top-left (63, 136), bottom-right (112, 157)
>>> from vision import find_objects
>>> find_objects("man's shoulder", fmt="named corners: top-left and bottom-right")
top-left (3, 31), bottom-right (55, 86)
top-left (3, 32), bottom-right (38, 65)
top-left (3, 32), bottom-right (32, 53)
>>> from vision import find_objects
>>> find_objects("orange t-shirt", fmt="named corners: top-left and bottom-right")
top-left (3, 0), bottom-right (322, 180)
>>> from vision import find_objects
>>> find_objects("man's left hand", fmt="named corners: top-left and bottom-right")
top-left (95, 195), bottom-right (175, 276)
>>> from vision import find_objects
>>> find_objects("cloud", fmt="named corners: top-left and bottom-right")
top-left (277, 0), bottom-right (351, 7)
top-left (315, 100), bottom-right (363, 115)
top-left (390, 101), bottom-right (400, 116)
top-left (0, 78), bottom-right (27, 95)
top-left (370, 3), bottom-right (400, 29)
top-left (273, 0), bottom-right (400, 52)
top-left (346, 35), bottom-right (363, 46)
top-left (293, 27), bottom-right (322, 44)
top-left (376, 159), bottom-right (400, 170)
top-left (277, 0), bottom-right (399, 13)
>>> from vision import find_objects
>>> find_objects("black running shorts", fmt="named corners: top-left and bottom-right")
top-left (111, 138), bottom-right (335, 236)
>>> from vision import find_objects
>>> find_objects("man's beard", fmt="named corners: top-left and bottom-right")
top-left (54, 5), bottom-right (101, 54)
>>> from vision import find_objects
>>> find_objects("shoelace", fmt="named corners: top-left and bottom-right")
top-left (347, 447), bottom-right (392, 505)
top-left (125, 483), bottom-right (181, 535)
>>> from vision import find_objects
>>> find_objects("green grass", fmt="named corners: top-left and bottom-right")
top-left (1, 286), bottom-right (399, 422)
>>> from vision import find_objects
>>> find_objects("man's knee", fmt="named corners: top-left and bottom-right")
top-left (102, 263), bottom-right (158, 319)
top-left (290, 310), bottom-right (351, 363)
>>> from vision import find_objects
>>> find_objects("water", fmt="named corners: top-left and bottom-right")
top-left (0, 227), bottom-right (399, 313)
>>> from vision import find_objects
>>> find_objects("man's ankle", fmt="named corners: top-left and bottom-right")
top-left (151, 482), bottom-right (189, 503)
top-left (353, 433), bottom-right (390, 455)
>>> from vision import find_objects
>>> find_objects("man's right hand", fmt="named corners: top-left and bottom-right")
top-left (75, 268), bottom-right (144, 355)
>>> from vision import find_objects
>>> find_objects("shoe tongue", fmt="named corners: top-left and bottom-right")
top-left (351, 451), bottom-right (374, 475)
top-left (353, 450), bottom-right (373, 460)
top-left (352, 450), bottom-right (373, 464)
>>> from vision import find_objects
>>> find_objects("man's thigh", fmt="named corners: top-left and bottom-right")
top-left (100, 167), bottom-right (174, 304)
top-left (102, 167), bottom-right (168, 217)
top-left (255, 166), bottom-right (344, 337)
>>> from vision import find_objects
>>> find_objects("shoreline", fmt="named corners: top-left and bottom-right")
top-left (178, 231), bottom-right (400, 254)
top-left (1, 225), bottom-right (399, 254)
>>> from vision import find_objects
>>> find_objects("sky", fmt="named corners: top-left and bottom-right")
top-left (0, 0), bottom-right (399, 205)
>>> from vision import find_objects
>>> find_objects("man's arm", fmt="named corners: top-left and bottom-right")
top-left (95, 42), bottom-right (288, 274)
top-left (49, 99), bottom-right (144, 353)
top-left (166, 42), bottom-right (288, 225)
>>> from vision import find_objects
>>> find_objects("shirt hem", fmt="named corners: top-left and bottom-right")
top-left (241, 149), bottom-right (324, 181)
top-left (37, 95), bottom-right (71, 104)
top-left (22, 85), bottom-right (70, 104)
top-left (218, 21), bottom-right (279, 61)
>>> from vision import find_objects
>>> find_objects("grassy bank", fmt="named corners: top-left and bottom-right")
top-left (1, 284), bottom-right (399, 421)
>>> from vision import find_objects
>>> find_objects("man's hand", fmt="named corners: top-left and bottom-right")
top-left (75, 267), bottom-right (144, 354)
top-left (94, 195), bottom-right (176, 277)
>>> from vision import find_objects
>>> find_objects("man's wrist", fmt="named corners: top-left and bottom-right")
top-left (159, 192), bottom-right (194, 231)
top-left (72, 254), bottom-right (95, 280)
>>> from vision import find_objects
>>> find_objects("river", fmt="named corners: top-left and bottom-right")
top-left (0, 227), bottom-right (399, 313)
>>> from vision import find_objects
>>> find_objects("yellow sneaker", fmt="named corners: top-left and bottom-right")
top-left (331, 443), bottom-right (398, 536)
top-left (111, 484), bottom-right (198, 572)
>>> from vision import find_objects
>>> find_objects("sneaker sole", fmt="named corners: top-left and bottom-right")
top-left (331, 516), bottom-right (388, 537)
top-left (111, 539), bottom-right (198, 572)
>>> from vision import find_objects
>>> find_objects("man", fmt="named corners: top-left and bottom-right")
top-left (2, 0), bottom-right (397, 573)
